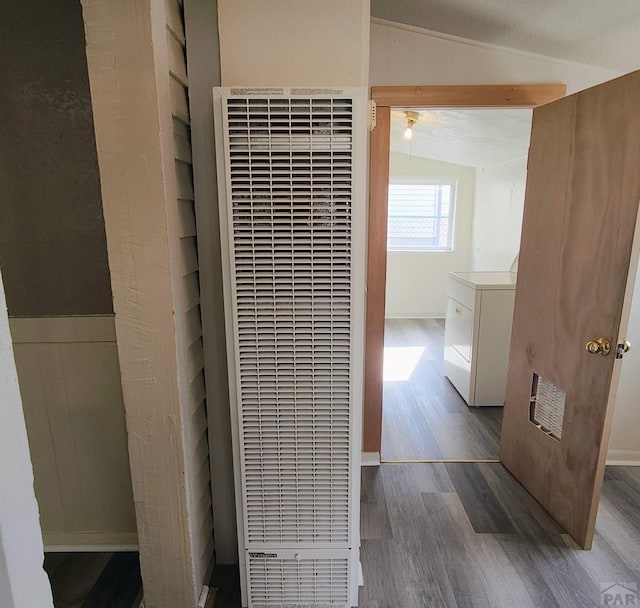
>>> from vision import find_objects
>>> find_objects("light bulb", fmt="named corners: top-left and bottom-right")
top-left (404, 126), bottom-right (413, 140)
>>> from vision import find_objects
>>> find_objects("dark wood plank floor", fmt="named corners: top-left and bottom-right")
top-left (360, 463), bottom-right (640, 608)
top-left (382, 319), bottom-right (503, 461)
top-left (44, 552), bottom-right (142, 608)
top-left (190, 465), bottom-right (640, 607)
top-left (210, 565), bottom-right (242, 607)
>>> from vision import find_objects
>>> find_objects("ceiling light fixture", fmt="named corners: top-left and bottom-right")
top-left (404, 111), bottom-right (419, 139)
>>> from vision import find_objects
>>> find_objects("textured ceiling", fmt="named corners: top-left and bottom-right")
top-left (371, 0), bottom-right (640, 72)
top-left (390, 108), bottom-right (533, 167)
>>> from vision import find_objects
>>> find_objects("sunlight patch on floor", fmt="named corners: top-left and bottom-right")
top-left (383, 346), bottom-right (425, 381)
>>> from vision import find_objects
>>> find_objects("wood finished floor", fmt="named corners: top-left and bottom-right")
top-left (360, 463), bottom-right (640, 608)
top-left (382, 319), bottom-right (503, 461)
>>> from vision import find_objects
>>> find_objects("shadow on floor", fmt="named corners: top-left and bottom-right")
top-left (44, 551), bottom-right (142, 607)
top-left (209, 564), bottom-right (242, 607)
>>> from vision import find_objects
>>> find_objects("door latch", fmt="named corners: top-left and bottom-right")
top-left (616, 340), bottom-right (631, 359)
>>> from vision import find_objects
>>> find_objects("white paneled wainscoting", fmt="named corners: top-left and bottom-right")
top-left (10, 315), bottom-right (137, 551)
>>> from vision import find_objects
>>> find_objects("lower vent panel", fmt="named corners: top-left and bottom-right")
top-left (247, 551), bottom-right (350, 607)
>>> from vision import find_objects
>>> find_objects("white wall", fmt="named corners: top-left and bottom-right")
top-left (385, 153), bottom-right (475, 318)
top-left (370, 19), bottom-right (621, 91)
top-left (609, 261), bottom-right (640, 463)
top-left (218, 0), bottom-right (370, 86)
top-left (471, 157), bottom-right (527, 271)
top-left (0, 270), bottom-right (53, 608)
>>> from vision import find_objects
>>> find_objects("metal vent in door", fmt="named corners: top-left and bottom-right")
top-left (224, 95), bottom-right (354, 545)
top-left (529, 373), bottom-right (566, 440)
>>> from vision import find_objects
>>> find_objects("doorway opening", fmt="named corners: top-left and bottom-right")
top-left (381, 107), bottom-right (532, 461)
top-left (361, 84), bottom-right (567, 459)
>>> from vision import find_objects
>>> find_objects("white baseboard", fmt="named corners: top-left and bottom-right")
top-left (361, 452), bottom-right (380, 466)
top-left (607, 450), bottom-right (640, 466)
top-left (361, 449), bottom-right (640, 467)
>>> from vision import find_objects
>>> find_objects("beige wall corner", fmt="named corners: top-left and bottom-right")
top-left (0, 268), bottom-right (53, 608)
top-left (218, 0), bottom-right (370, 86)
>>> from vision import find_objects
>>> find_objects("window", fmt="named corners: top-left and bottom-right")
top-left (387, 182), bottom-right (455, 251)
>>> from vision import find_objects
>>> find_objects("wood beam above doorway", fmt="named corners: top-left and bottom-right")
top-left (371, 83), bottom-right (567, 108)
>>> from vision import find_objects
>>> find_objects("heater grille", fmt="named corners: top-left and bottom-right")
top-left (224, 96), bottom-right (354, 545)
top-left (248, 554), bottom-right (349, 607)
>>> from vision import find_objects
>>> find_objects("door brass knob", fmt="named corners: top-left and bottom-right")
top-left (586, 337), bottom-right (611, 356)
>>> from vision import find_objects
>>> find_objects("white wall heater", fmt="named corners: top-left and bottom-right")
top-left (213, 87), bottom-right (366, 607)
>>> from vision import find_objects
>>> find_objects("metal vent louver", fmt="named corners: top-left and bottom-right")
top-left (215, 87), bottom-right (364, 607)
top-left (248, 554), bottom-right (349, 607)
top-left (530, 373), bottom-right (566, 440)
top-left (225, 96), bottom-right (353, 544)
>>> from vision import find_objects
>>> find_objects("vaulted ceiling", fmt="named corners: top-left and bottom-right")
top-left (371, 0), bottom-right (640, 73)
top-left (390, 108), bottom-right (532, 167)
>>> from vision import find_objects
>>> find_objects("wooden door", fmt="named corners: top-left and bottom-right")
top-left (501, 71), bottom-right (640, 549)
